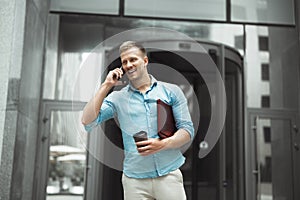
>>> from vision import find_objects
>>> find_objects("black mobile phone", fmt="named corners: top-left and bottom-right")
top-left (113, 66), bottom-right (125, 80)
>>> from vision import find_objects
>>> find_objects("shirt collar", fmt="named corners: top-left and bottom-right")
top-left (127, 74), bottom-right (158, 92)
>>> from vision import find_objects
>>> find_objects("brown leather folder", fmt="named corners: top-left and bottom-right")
top-left (157, 99), bottom-right (177, 139)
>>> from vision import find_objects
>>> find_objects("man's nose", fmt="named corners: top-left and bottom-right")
top-left (123, 61), bottom-right (133, 69)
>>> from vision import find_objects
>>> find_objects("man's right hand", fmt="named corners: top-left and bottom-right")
top-left (81, 67), bottom-right (124, 125)
top-left (105, 67), bottom-right (124, 86)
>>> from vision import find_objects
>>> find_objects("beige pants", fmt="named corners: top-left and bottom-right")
top-left (122, 169), bottom-right (187, 200)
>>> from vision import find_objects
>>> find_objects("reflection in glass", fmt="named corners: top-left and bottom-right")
top-left (44, 52), bottom-right (103, 102)
top-left (125, 0), bottom-right (226, 21)
top-left (50, 0), bottom-right (119, 15)
top-left (255, 118), bottom-right (293, 200)
top-left (46, 111), bottom-right (87, 200)
top-left (246, 26), bottom-right (270, 108)
top-left (246, 25), bottom-right (300, 109)
top-left (231, 0), bottom-right (295, 25)
top-left (43, 15), bottom-right (244, 102)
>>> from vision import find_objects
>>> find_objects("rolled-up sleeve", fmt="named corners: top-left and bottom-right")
top-left (84, 98), bottom-right (116, 132)
top-left (171, 86), bottom-right (195, 139)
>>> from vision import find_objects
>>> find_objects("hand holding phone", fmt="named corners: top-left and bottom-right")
top-left (113, 66), bottom-right (125, 80)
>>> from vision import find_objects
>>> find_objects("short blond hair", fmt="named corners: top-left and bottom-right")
top-left (119, 41), bottom-right (146, 56)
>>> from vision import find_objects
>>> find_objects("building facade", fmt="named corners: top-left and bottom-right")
top-left (1, 0), bottom-right (300, 199)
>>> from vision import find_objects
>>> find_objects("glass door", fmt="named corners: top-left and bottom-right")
top-left (35, 100), bottom-right (87, 200)
top-left (46, 110), bottom-right (87, 200)
top-left (255, 117), bottom-right (293, 200)
top-left (248, 110), bottom-right (297, 200)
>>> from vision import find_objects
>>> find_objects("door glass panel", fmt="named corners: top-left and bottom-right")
top-left (46, 111), bottom-right (87, 200)
top-left (255, 118), bottom-right (293, 200)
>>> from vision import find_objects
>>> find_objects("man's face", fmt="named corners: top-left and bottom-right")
top-left (120, 47), bottom-right (148, 81)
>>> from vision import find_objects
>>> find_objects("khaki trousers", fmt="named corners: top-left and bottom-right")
top-left (122, 169), bottom-right (187, 200)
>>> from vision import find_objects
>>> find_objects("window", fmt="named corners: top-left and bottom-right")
top-left (234, 35), bottom-right (244, 50)
top-left (50, 0), bottom-right (119, 15)
top-left (125, 0), bottom-right (226, 21)
top-left (261, 95), bottom-right (270, 108)
top-left (259, 36), bottom-right (269, 51)
top-left (261, 156), bottom-right (272, 183)
top-left (261, 63), bottom-right (269, 81)
top-left (231, 0), bottom-right (295, 25)
top-left (263, 126), bottom-right (271, 143)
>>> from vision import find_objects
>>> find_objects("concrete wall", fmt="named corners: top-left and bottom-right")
top-left (0, 0), bottom-right (14, 166)
top-left (0, 0), bottom-right (49, 199)
top-left (0, 0), bottom-right (26, 199)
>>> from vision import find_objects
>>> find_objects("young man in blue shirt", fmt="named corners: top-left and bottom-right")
top-left (82, 41), bottom-right (194, 200)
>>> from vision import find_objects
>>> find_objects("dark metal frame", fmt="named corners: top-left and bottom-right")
top-left (50, 0), bottom-right (296, 27)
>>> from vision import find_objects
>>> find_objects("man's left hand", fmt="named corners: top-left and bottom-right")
top-left (136, 138), bottom-right (167, 156)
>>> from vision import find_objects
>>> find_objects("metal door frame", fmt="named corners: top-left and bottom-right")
top-left (246, 108), bottom-right (299, 200)
top-left (33, 100), bottom-right (87, 200)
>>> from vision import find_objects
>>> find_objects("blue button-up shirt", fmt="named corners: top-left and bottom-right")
top-left (85, 75), bottom-right (194, 178)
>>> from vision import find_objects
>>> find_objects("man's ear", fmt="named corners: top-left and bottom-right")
top-left (144, 56), bottom-right (149, 66)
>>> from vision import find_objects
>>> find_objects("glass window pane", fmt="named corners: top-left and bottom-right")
top-left (56, 52), bottom-right (103, 102)
top-left (246, 25), bottom-right (300, 109)
top-left (208, 24), bottom-right (244, 55)
top-left (44, 16), bottom-right (244, 101)
top-left (125, 0), bottom-right (226, 21)
top-left (261, 63), bottom-right (269, 81)
top-left (261, 95), bottom-right (270, 108)
top-left (231, 0), bottom-right (295, 25)
top-left (50, 0), bottom-right (119, 15)
top-left (258, 36), bottom-right (269, 51)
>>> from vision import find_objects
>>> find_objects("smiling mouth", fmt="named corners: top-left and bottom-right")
top-left (127, 69), bottom-right (136, 74)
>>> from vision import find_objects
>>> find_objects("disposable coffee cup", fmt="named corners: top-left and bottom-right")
top-left (133, 131), bottom-right (148, 147)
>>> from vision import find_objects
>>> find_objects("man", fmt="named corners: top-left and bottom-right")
top-left (82, 41), bottom-right (194, 200)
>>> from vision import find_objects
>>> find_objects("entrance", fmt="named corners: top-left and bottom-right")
top-left (34, 100), bottom-right (87, 200)
top-left (35, 40), bottom-right (244, 200)
top-left (247, 109), bottom-right (298, 200)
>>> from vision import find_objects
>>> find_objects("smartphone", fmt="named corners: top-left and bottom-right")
top-left (113, 66), bottom-right (125, 80)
